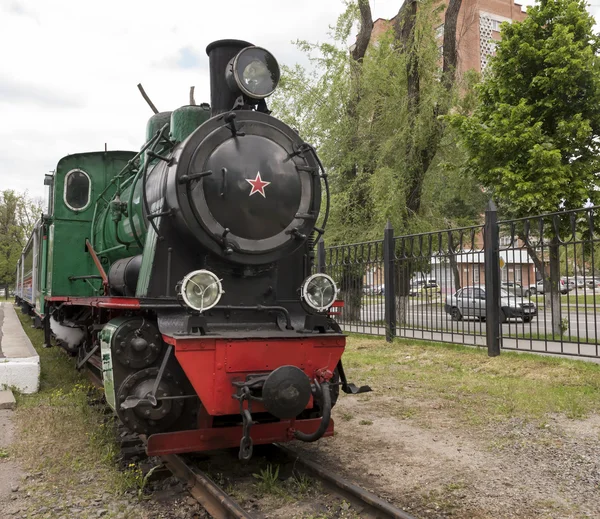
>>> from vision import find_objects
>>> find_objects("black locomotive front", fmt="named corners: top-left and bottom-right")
top-left (137, 39), bottom-right (335, 333)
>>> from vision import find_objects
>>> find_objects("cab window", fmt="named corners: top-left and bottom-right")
top-left (64, 169), bottom-right (91, 211)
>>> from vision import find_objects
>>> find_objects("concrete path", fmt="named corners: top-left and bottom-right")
top-left (0, 303), bottom-right (40, 394)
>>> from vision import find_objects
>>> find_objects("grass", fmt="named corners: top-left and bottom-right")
top-left (505, 330), bottom-right (600, 345)
top-left (342, 334), bottom-right (600, 425)
top-left (529, 293), bottom-right (600, 309)
top-left (9, 308), bottom-right (146, 518)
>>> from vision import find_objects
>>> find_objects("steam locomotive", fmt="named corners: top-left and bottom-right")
top-left (14, 40), bottom-right (367, 460)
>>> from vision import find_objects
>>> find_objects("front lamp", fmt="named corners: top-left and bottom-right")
top-left (180, 270), bottom-right (223, 312)
top-left (301, 274), bottom-right (338, 312)
top-left (227, 46), bottom-right (280, 99)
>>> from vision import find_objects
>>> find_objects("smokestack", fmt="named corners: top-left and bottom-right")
top-left (206, 39), bottom-right (253, 116)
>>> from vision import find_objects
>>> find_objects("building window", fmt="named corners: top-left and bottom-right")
top-left (514, 267), bottom-right (522, 283)
top-left (499, 236), bottom-right (511, 247)
top-left (436, 24), bottom-right (444, 38)
top-left (473, 266), bottom-right (480, 284)
top-left (64, 169), bottom-right (91, 211)
top-left (491, 19), bottom-right (502, 31)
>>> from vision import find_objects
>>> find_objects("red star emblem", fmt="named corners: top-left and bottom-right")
top-left (245, 171), bottom-right (271, 198)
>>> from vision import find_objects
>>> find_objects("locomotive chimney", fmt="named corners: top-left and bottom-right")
top-left (206, 39), bottom-right (253, 116)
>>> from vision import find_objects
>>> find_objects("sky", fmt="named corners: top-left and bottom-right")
top-left (0, 0), bottom-right (590, 202)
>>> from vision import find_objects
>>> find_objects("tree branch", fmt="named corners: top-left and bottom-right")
top-left (442, 0), bottom-right (463, 91)
top-left (351, 0), bottom-right (373, 63)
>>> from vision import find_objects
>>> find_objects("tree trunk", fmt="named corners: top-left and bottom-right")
top-left (442, 0), bottom-right (463, 90)
top-left (448, 232), bottom-right (461, 293)
top-left (352, 0), bottom-right (373, 63)
top-left (342, 289), bottom-right (362, 321)
top-left (548, 237), bottom-right (564, 336)
top-left (396, 294), bottom-right (409, 327)
top-left (395, 261), bottom-right (411, 325)
top-left (393, 0), bottom-right (463, 217)
top-left (340, 264), bottom-right (364, 322)
top-left (522, 235), bottom-right (563, 336)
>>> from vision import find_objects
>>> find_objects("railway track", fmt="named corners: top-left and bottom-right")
top-left (154, 444), bottom-right (416, 519)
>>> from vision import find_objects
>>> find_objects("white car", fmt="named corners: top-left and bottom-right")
top-left (445, 285), bottom-right (537, 323)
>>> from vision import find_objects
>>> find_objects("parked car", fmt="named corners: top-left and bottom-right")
top-left (501, 281), bottom-right (530, 297)
top-left (373, 284), bottom-right (384, 295)
top-left (529, 277), bottom-right (573, 295)
top-left (363, 285), bottom-right (373, 295)
top-left (445, 285), bottom-right (537, 323)
top-left (409, 280), bottom-right (440, 297)
top-left (585, 277), bottom-right (600, 289)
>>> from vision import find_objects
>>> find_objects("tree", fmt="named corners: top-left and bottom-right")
top-left (452, 0), bottom-right (600, 333)
top-left (272, 0), bottom-right (484, 323)
top-left (0, 190), bottom-right (42, 298)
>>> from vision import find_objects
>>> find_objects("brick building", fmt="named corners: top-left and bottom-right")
top-left (371, 0), bottom-right (527, 74)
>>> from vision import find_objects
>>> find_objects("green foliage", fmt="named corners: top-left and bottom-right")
top-left (0, 190), bottom-right (43, 289)
top-left (252, 464), bottom-right (283, 495)
top-left (272, 1), bottom-right (484, 243)
top-left (452, 0), bottom-right (600, 218)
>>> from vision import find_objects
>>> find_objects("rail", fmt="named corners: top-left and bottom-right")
top-left (274, 444), bottom-right (416, 519)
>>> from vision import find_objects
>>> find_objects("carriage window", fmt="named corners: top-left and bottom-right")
top-left (64, 169), bottom-right (91, 211)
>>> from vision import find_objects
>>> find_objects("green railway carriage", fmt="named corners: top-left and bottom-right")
top-left (16, 151), bottom-right (136, 321)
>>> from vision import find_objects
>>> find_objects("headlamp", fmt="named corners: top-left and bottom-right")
top-left (301, 274), bottom-right (338, 312)
top-left (180, 270), bottom-right (223, 312)
top-left (228, 46), bottom-right (280, 99)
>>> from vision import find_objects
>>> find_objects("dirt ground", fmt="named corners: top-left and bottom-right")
top-left (0, 408), bottom-right (24, 517)
top-left (290, 394), bottom-right (600, 519)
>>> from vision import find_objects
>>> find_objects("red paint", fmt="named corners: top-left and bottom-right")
top-left (163, 335), bottom-right (345, 416)
top-left (146, 418), bottom-right (335, 456)
top-left (245, 171), bottom-right (271, 197)
top-left (329, 299), bottom-right (344, 316)
top-left (45, 296), bottom-right (141, 309)
top-left (85, 240), bottom-right (109, 288)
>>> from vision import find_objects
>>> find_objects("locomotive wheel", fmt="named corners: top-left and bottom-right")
top-left (113, 319), bottom-right (162, 369)
top-left (116, 367), bottom-right (184, 434)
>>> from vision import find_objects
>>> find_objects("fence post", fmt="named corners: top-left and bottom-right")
top-left (317, 240), bottom-right (326, 273)
top-left (383, 221), bottom-right (396, 342)
top-left (484, 200), bottom-right (501, 356)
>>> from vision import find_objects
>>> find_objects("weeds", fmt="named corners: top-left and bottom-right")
top-left (288, 471), bottom-right (313, 495)
top-left (11, 309), bottom-right (148, 512)
top-left (0, 448), bottom-right (9, 458)
top-left (359, 419), bottom-right (373, 426)
top-left (253, 464), bottom-right (283, 495)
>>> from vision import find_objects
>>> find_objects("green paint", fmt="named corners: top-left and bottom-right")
top-left (170, 105), bottom-right (210, 143)
top-left (46, 224), bottom-right (54, 296)
top-left (142, 112), bottom-right (172, 167)
top-left (92, 173), bottom-right (145, 263)
top-left (47, 151), bottom-right (135, 297)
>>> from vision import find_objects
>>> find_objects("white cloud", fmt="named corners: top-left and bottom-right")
top-left (0, 0), bottom-right (598, 202)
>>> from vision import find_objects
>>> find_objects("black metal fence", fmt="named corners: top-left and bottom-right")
top-left (319, 203), bottom-right (600, 359)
